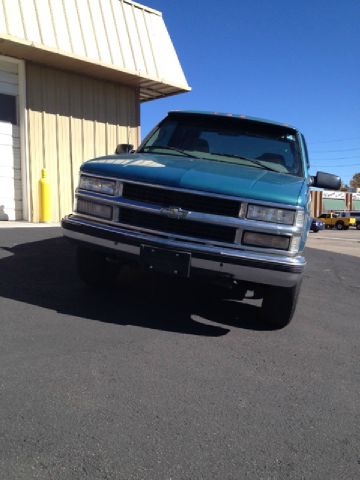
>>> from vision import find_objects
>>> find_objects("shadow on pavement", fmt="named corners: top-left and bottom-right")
top-left (0, 234), bottom-right (271, 336)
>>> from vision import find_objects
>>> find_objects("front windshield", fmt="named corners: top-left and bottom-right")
top-left (139, 115), bottom-right (304, 177)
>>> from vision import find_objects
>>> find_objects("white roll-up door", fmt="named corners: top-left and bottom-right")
top-left (0, 59), bottom-right (22, 221)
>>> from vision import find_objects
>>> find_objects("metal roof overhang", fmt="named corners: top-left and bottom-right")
top-left (0, 35), bottom-right (190, 102)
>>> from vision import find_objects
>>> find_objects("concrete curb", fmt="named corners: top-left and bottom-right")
top-left (0, 222), bottom-right (60, 228)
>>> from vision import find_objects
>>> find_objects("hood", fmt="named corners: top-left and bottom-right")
top-left (81, 153), bottom-right (306, 207)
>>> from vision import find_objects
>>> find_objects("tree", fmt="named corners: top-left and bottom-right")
top-left (350, 173), bottom-right (360, 189)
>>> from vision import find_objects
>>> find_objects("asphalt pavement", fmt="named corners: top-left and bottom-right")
top-left (0, 226), bottom-right (359, 479)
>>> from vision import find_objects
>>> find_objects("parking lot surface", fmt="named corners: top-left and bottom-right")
top-left (307, 228), bottom-right (360, 257)
top-left (0, 226), bottom-right (359, 479)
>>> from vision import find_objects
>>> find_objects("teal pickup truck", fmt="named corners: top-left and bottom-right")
top-left (62, 111), bottom-right (340, 328)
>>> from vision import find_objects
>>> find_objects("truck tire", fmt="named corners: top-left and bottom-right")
top-left (76, 246), bottom-right (119, 288)
top-left (356, 223), bottom-right (360, 230)
top-left (261, 283), bottom-right (301, 329)
top-left (335, 221), bottom-right (344, 230)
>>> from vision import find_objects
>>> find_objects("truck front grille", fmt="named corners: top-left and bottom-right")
top-left (122, 183), bottom-right (240, 217)
top-left (119, 208), bottom-right (236, 243)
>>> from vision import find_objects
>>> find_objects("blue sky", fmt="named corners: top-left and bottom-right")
top-left (141, 0), bottom-right (360, 185)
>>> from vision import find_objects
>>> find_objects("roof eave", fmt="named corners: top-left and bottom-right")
top-left (0, 35), bottom-right (191, 102)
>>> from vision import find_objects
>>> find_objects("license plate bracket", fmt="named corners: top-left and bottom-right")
top-left (140, 245), bottom-right (191, 278)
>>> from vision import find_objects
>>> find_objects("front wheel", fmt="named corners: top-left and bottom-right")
top-left (261, 283), bottom-right (301, 329)
top-left (76, 246), bottom-right (119, 288)
top-left (335, 221), bottom-right (344, 230)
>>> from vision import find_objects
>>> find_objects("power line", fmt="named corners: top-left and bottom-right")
top-left (311, 147), bottom-right (360, 153)
top-left (308, 136), bottom-right (360, 144)
top-left (311, 155), bottom-right (359, 160)
top-left (312, 163), bottom-right (359, 167)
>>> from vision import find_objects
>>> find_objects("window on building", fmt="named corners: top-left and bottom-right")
top-left (0, 93), bottom-right (17, 124)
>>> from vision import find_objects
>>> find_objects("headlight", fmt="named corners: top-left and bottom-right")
top-left (79, 175), bottom-right (116, 195)
top-left (247, 204), bottom-right (295, 225)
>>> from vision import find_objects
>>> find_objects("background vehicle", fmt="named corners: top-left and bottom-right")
top-left (62, 111), bottom-right (341, 328)
top-left (334, 211), bottom-right (360, 230)
top-left (317, 212), bottom-right (356, 230)
top-left (310, 217), bottom-right (325, 233)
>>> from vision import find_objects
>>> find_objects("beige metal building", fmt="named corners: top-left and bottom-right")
top-left (0, 0), bottom-right (190, 222)
top-left (310, 190), bottom-right (360, 217)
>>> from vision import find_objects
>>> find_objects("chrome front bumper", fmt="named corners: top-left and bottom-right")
top-left (62, 215), bottom-right (306, 288)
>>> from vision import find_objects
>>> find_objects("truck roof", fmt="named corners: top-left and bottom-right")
top-left (168, 110), bottom-right (299, 134)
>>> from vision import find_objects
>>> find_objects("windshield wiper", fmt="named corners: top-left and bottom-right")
top-left (141, 145), bottom-right (197, 159)
top-left (213, 152), bottom-right (281, 172)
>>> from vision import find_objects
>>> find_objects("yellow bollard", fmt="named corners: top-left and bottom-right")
top-left (39, 168), bottom-right (51, 222)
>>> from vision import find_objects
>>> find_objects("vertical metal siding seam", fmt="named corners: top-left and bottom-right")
top-left (98, 0), bottom-right (114, 65)
top-left (16, 0), bottom-right (25, 37)
top-left (136, 87), bottom-right (140, 146)
top-left (109, 0), bottom-right (125, 69)
top-left (61, 0), bottom-right (75, 55)
top-left (87, 0), bottom-right (101, 61)
top-left (3, 0), bottom-right (21, 37)
top-left (80, 77), bottom-right (85, 171)
top-left (80, 101), bottom-right (84, 173)
top-left (40, 69), bottom-right (46, 169)
top-left (26, 66), bottom-right (32, 219)
top-left (2, 0), bottom-right (10, 34)
top-left (64, 72), bottom-right (74, 206)
top-left (73, 0), bottom-right (88, 58)
top-left (143, 10), bottom-right (159, 78)
top-left (56, 72), bottom-right (64, 219)
top-left (48, 0), bottom-right (59, 50)
top-left (73, 0), bottom-right (89, 58)
top-left (103, 82), bottom-right (109, 156)
top-left (132, 4), bottom-right (148, 75)
top-left (103, 82), bottom-right (111, 155)
top-left (115, 86), bottom-right (120, 145)
top-left (27, 105), bottom-right (34, 220)
top-left (120, 0), bottom-right (139, 73)
top-left (33, 0), bottom-right (44, 45)
top-left (17, 0), bottom-right (28, 41)
top-left (70, 111), bottom-right (74, 197)
top-left (55, 102), bottom-right (60, 220)
top-left (102, 82), bottom-right (107, 156)
top-left (126, 90), bottom-right (131, 144)
top-left (92, 81), bottom-right (96, 158)
top-left (94, 120), bottom-right (97, 158)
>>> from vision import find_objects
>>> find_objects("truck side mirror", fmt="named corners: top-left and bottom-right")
top-left (310, 171), bottom-right (341, 190)
top-left (115, 143), bottom-right (134, 154)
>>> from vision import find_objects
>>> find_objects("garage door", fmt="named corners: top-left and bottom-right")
top-left (0, 59), bottom-right (22, 220)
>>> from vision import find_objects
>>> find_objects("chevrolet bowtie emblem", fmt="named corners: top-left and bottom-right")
top-left (160, 206), bottom-right (189, 220)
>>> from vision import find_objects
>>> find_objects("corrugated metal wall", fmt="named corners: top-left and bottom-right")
top-left (310, 190), bottom-right (356, 216)
top-left (26, 63), bottom-right (139, 222)
top-left (0, 0), bottom-right (190, 100)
